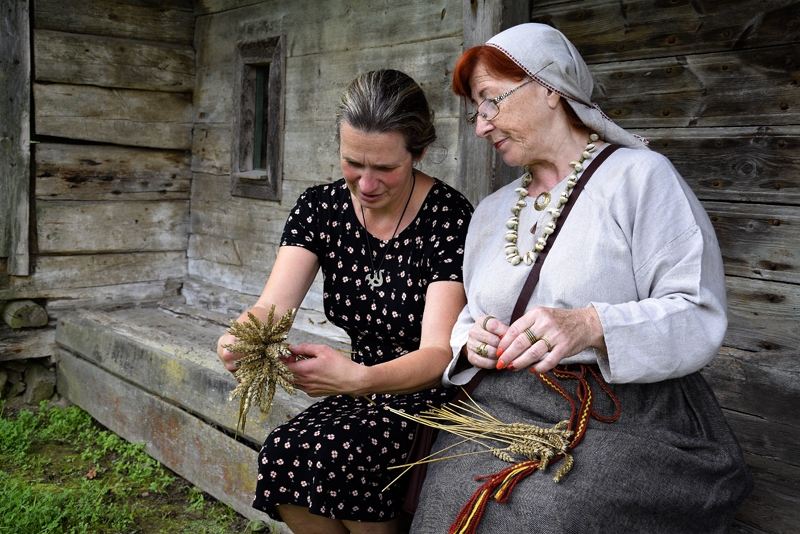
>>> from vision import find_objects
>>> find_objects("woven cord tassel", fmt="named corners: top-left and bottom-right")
top-left (447, 364), bottom-right (620, 534)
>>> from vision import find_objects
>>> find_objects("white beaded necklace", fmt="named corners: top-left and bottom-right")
top-left (504, 134), bottom-right (599, 266)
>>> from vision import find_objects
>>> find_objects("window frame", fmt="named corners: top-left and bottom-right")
top-left (230, 35), bottom-right (285, 200)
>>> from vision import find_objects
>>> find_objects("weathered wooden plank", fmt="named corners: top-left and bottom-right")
top-left (706, 347), bottom-right (800, 428)
top-left (724, 276), bottom-right (800, 353)
top-left (34, 30), bottom-right (195, 93)
top-left (640, 126), bottom-right (800, 205)
top-left (700, 201), bottom-right (800, 284)
top-left (733, 453), bottom-right (800, 534)
top-left (190, 190), bottom-right (286, 244)
top-left (55, 308), bottom-right (316, 446)
top-left (0, 252), bottom-right (187, 300)
top-left (36, 200), bottom-right (190, 254)
top-left (55, 348), bottom-right (272, 522)
top-left (179, 278), bottom-right (348, 345)
top-left (724, 409), bottom-right (800, 470)
top-left (0, 326), bottom-right (56, 362)
top-left (43, 280), bottom-right (182, 319)
top-left (36, 143), bottom-right (191, 201)
top-left (457, 0), bottom-right (524, 204)
top-left (0, 0), bottom-right (31, 275)
top-left (188, 233), bottom-right (277, 273)
top-left (192, 4), bottom-right (462, 126)
top-left (34, 0), bottom-right (195, 46)
top-left (188, 258), bottom-right (271, 297)
top-left (533, 0), bottom-right (800, 63)
top-left (588, 43), bottom-right (800, 128)
top-left (34, 83), bottom-right (193, 149)
top-left (194, 0), bottom-right (271, 14)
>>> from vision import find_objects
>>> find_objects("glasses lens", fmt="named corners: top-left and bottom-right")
top-left (478, 100), bottom-right (499, 121)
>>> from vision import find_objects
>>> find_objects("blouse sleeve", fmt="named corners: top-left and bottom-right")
top-left (591, 153), bottom-right (728, 383)
top-left (280, 185), bottom-right (325, 255)
top-left (427, 184), bottom-right (473, 284)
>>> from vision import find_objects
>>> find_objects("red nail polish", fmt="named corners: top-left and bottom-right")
top-left (496, 360), bottom-right (506, 370)
top-left (507, 364), bottom-right (515, 371)
top-left (496, 348), bottom-right (504, 357)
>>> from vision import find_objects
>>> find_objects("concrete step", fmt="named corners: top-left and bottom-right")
top-left (54, 306), bottom-right (345, 528)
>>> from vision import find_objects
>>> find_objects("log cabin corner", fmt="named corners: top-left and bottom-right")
top-left (1, 1), bottom-right (799, 532)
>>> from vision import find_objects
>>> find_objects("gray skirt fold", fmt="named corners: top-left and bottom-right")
top-left (410, 368), bottom-right (752, 534)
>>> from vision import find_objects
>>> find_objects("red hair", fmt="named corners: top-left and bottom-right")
top-left (452, 45), bottom-right (528, 99)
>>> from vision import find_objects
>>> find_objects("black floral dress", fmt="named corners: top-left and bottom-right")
top-left (252, 178), bottom-right (473, 522)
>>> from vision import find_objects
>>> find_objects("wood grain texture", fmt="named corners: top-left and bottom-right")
top-left (589, 44), bottom-right (800, 128)
top-left (0, 252), bottom-right (187, 300)
top-left (532, 0), bottom-right (800, 63)
top-left (0, 0), bottom-right (31, 275)
top-left (36, 200), bottom-right (190, 254)
top-left (36, 143), bottom-right (191, 201)
top-left (642, 126), bottom-right (800, 205)
top-left (702, 201), bottom-right (800, 284)
top-left (34, 83), bottom-right (193, 149)
top-left (724, 276), bottom-right (800, 353)
top-left (34, 30), bottom-right (195, 93)
top-left (34, 0), bottom-right (195, 45)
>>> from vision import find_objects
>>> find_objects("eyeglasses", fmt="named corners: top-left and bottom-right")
top-left (466, 78), bottom-right (534, 125)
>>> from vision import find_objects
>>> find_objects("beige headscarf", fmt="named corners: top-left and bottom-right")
top-left (487, 23), bottom-right (648, 150)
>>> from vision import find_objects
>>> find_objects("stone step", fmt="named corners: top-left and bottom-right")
top-left (54, 306), bottom-right (345, 528)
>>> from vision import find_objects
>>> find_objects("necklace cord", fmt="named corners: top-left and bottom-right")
top-left (361, 170), bottom-right (416, 288)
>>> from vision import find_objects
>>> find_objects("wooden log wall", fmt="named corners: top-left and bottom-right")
top-left (0, 0), bottom-right (196, 319)
top-left (188, 0), bottom-right (466, 311)
top-left (528, 1), bottom-right (800, 532)
top-left (0, 0), bottom-right (31, 276)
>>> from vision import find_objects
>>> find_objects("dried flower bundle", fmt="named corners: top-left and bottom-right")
top-left (384, 389), bottom-right (575, 490)
top-left (224, 306), bottom-right (297, 436)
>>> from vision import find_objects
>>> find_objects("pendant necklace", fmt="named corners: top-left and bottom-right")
top-left (505, 134), bottom-right (599, 266)
top-left (361, 170), bottom-right (416, 289)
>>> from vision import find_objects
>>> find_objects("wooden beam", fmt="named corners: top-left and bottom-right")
top-left (36, 200), bottom-right (190, 254)
top-left (725, 276), bottom-right (800, 353)
top-left (33, 0), bottom-right (195, 46)
top-left (531, 0), bottom-right (800, 63)
top-left (457, 0), bottom-right (531, 206)
top-left (33, 83), bottom-right (193, 150)
top-left (35, 143), bottom-right (191, 202)
top-left (0, 0), bottom-right (30, 275)
top-left (34, 30), bottom-right (195, 93)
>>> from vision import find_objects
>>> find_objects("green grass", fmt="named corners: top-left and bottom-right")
top-left (0, 400), bottom-right (274, 534)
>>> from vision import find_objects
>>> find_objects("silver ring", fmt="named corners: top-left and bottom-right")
top-left (540, 337), bottom-right (552, 352)
top-left (476, 342), bottom-right (488, 357)
top-left (523, 328), bottom-right (538, 345)
top-left (482, 316), bottom-right (495, 331)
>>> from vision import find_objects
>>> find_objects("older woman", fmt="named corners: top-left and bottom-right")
top-left (410, 24), bottom-right (751, 534)
top-left (217, 69), bottom-right (472, 534)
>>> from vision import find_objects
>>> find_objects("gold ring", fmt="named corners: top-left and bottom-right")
top-left (523, 328), bottom-right (538, 345)
top-left (482, 316), bottom-right (495, 330)
top-left (540, 337), bottom-right (552, 352)
top-left (476, 342), bottom-right (488, 357)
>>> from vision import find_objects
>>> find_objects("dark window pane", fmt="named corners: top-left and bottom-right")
top-left (253, 65), bottom-right (270, 170)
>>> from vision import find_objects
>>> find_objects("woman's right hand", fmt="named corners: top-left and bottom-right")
top-left (465, 315), bottom-right (508, 369)
top-left (217, 332), bottom-right (244, 374)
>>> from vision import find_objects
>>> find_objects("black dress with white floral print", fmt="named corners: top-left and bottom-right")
top-left (252, 178), bottom-right (473, 522)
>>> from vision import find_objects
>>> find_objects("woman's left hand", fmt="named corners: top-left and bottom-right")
top-left (495, 305), bottom-right (606, 374)
top-left (283, 342), bottom-right (366, 397)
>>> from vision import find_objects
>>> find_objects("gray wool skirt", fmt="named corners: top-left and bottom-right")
top-left (410, 367), bottom-right (752, 534)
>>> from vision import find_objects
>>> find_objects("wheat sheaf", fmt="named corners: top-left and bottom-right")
top-left (383, 389), bottom-right (574, 491)
top-left (223, 306), bottom-right (297, 437)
